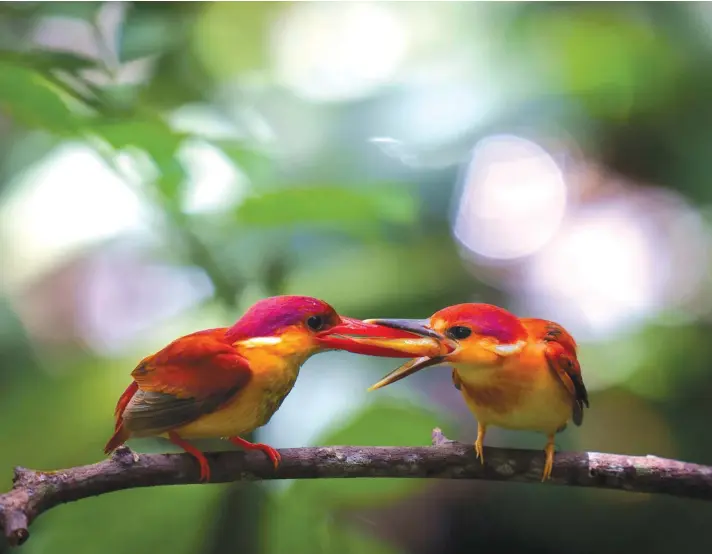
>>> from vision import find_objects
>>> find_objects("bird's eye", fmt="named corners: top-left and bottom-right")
top-left (447, 326), bottom-right (472, 340)
top-left (306, 315), bottom-right (325, 331)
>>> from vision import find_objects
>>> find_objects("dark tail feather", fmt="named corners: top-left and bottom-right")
top-left (104, 380), bottom-right (138, 454)
top-left (104, 423), bottom-right (130, 455)
top-left (572, 401), bottom-right (584, 426)
top-left (114, 381), bottom-right (139, 430)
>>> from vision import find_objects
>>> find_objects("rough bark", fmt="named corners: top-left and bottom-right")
top-left (2, 429), bottom-right (712, 547)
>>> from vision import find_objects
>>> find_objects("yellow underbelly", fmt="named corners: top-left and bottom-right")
top-left (169, 372), bottom-right (298, 439)
top-left (458, 365), bottom-right (572, 434)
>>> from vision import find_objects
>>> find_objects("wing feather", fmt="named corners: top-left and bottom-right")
top-left (121, 329), bottom-right (252, 435)
top-left (545, 340), bottom-right (589, 425)
top-left (523, 319), bottom-right (589, 426)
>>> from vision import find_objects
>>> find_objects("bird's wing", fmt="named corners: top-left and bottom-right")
top-left (120, 329), bottom-right (253, 435)
top-left (523, 319), bottom-right (589, 426)
top-left (543, 325), bottom-right (589, 426)
top-left (545, 340), bottom-right (589, 425)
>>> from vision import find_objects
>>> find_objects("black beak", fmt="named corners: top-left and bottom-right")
top-left (364, 318), bottom-right (455, 391)
top-left (363, 318), bottom-right (448, 342)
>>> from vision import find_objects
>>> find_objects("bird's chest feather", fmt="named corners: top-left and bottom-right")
top-left (250, 368), bottom-right (299, 426)
top-left (178, 352), bottom-right (303, 438)
top-left (455, 358), bottom-right (572, 433)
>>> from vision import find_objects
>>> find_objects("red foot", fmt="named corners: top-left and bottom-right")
top-left (228, 436), bottom-right (281, 469)
top-left (168, 431), bottom-right (211, 482)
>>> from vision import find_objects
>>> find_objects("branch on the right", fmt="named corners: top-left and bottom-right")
top-left (434, 428), bottom-right (712, 499)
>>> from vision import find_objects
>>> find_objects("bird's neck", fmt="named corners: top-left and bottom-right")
top-left (453, 358), bottom-right (532, 388)
top-left (453, 362), bottom-right (500, 386)
top-left (233, 331), bottom-right (316, 376)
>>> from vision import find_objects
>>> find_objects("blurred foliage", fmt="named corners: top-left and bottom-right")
top-left (234, 185), bottom-right (417, 236)
top-left (263, 401), bottom-right (452, 554)
top-left (299, 400), bottom-right (453, 509)
top-left (2, 2), bottom-right (712, 554)
top-left (0, 4), bottom-right (453, 553)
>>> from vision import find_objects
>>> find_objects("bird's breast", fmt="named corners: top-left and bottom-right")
top-left (252, 371), bottom-right (299, 426)
top-left (455, 357), bottom-right (572, 434)
top-left (461, 380), bottom-right (524, 414)
top-left (174, 358), bottom-right (301, 439)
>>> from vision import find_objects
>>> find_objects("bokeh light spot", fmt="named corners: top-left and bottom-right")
top-left (271, 3), bottom-right (408, 102)
top-left (452, 134), bottom-right (567, 261)
top-left (0, 144), bottom-right (147, 293)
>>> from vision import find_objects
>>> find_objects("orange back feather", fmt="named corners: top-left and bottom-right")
top-left (521, 318), bottom-right (589, 425)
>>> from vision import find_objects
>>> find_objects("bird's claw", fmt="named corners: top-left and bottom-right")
top-left (255, 443), bottom-right (281, 469)
top-left (228, 437), bottom-right (281, 470)
top-left (474, 440), bottom-right (485, 465)
top-left (541, 439), bottom-right (555, 482)
top-left (197, 458), bottom-right (212, 483)
top-left (168, 431), bottom-right (212, 483)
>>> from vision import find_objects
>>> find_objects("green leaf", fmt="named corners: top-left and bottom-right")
top-left (91, 118), bottom-right (189, 200)
top-left (138, 49), bottom-right (215, 109)
top-left (0, 61), bottom-right (85, 132)
top-left (211, 139), bottom-right (273, 182)
top-left (89, 83), bottom-right (141, 110)
top-left (0, 49), bottom-right (98, 72)
top-left (235, 185), bottom-right (418, 232)
top-left (0, 1), bottom-right (103, 22)
top-left (292, 399), bottom-right (451, 508)
top-left (92, 118), bottom-right (185, 155)
top-left (155, 155), bottom-right (189, 201)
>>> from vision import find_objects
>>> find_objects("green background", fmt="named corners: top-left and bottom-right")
top-left (1, 3), bottom-right (712, 553)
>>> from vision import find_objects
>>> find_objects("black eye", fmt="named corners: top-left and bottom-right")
top-left (307, 315), bottom-right (325, 331)
top-left (447, 326), bottom-right (472, 340)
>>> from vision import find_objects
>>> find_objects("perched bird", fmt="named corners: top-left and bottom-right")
top-left (104, 295), bottom-right (445, 481)
top-left (366, 304), bottom-right (589, 481)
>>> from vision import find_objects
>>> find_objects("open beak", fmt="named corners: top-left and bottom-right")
top-left (363, 319), bottom-right (527, 391)
top-left (360, 317), bottom-right (457, 391)
top-left (363, 318), bottom-right (457, 352)
top-left (315, 317), bottom-right (448, 359)
top-left (368, 355), bottom-right (446, 391)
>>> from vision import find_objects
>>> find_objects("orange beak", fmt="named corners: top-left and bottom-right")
top-left (314, 316), bottom-right (449, 359)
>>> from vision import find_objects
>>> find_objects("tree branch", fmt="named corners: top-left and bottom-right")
top-left (2, 428), bottom-right (712, 547)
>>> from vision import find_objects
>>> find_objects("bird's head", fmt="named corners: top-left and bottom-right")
top-left (225, 295), bottom-right (448, 361)
top-left (365, 303), bottom-right (529, 390)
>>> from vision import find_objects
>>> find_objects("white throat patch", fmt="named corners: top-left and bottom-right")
top-left (239, 336), bottom-right (283, 348)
